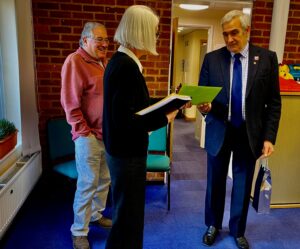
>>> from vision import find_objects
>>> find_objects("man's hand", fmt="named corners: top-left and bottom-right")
top-left (261, 140), bottom-right (274, 158)
top-left (197, 102), bottom-right (212, 114)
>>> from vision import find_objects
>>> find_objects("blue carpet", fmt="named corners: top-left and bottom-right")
top-left (1, 119), bottom-right (300, 249)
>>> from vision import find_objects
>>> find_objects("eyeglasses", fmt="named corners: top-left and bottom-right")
top-left (88, 36), bottom-right (109, 43)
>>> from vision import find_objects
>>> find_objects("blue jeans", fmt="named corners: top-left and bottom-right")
top-left (71, 134), bottom-right (111, 236)
top-left (105, 152), bottom-right (147, 249)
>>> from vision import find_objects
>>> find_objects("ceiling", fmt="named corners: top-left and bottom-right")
top-left (173, 0), bottom-right (253, 10)
top-left (173, 0), bottom-right (253, 35)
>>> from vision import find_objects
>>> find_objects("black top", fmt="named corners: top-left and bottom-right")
top-left (103, 51), bottom-right (168, 157)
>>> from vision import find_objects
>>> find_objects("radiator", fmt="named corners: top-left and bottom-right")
top-left (0, 151), bottom-right (42, 239)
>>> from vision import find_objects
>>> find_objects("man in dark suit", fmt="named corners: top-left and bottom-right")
top-left (198, 10), bottom-right (281, 249)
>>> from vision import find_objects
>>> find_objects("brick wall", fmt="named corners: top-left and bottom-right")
top-left (284, 0), bottom-right (300, 64)
top-left (31, 0), bottom-right (172, 167)
top-left (250, 0), bottom-right (274, 49)
top-left (251, 0), bottom-right (300, 64)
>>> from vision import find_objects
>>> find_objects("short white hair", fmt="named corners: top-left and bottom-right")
top-left (221, 10), bottom-right (250, 30)
top-left (114, 5), bottom-right (159, 55)
top-left (79, 22), bottom-right (105, 47)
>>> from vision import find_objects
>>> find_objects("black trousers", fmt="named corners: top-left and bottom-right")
top-left (205, 123), bottom-right (256, 237)
top-left (105, 152), bottom-right (147, 249)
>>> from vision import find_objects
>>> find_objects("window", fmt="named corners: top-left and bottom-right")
top-left (0, 46), bottom-right (5, 119)
top-left (0, 0), bottom-right (41, 161)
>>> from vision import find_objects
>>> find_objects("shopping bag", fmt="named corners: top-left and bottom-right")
top-left (252, 158), bottom-right (272, 214)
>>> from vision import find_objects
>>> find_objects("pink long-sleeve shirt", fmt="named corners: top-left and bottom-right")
top-left (61, 47), bottom-right (107, 141)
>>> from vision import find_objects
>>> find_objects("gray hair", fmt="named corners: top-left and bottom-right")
top-left (79, 22), bottom-right (105, 47)
top-left (114, 5), bottom-right (159, 55)
top-left (221, 10), bottom-right (250, 30)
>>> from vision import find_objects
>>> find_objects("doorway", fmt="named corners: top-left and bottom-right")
top-left (173, 26), bottom-right (210, 120)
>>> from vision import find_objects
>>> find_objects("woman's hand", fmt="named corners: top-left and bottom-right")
top-left (166, 109), bottom-right (179, 123)
top-left (180, 101), bottom-right (192, 109)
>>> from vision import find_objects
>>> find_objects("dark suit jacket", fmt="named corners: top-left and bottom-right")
top-left (199, 44), bottom-right (281, 158)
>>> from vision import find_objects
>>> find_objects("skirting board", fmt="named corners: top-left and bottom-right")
top-left (271, 203), bottom-right (300, 209)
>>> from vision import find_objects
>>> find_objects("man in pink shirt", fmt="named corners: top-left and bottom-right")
top-left (61, 22), bottom-right (111, 249)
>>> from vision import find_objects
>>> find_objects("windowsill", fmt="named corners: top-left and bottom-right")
top-left (0, 144), bottom-right (22, 177)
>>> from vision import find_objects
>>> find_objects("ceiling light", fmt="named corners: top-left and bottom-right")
top-left (178, 27), bottom-right (184, 33)
top-left (179, 4), bottom-right (209, 11)
top-left (243, 7), bottom-right (251, 15)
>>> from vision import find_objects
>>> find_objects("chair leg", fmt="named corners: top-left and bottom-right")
top-left (167, 171), bottom-right (170, 211)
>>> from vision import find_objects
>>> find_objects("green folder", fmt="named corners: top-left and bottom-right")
top-left (178, 85), bottom-right (222, 105)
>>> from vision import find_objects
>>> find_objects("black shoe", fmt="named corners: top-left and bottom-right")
top-left (235, 236), bottom-right (249, 249)
top-left (202, 226), bottom-right (218, 246)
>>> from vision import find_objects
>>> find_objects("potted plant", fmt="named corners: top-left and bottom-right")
top-left (0, 119), bottom-right (18, 159)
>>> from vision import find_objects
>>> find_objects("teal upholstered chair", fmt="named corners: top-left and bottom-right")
top-left (147, 125), bottom-right (171, 210)
top-left (47, 117), bottom-right (78, 179)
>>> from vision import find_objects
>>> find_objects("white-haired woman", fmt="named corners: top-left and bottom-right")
top-left (103, 5), bottom-right (178, 249)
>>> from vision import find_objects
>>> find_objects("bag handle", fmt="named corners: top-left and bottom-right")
top-left (261, 157), bottom-right (269, 170)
